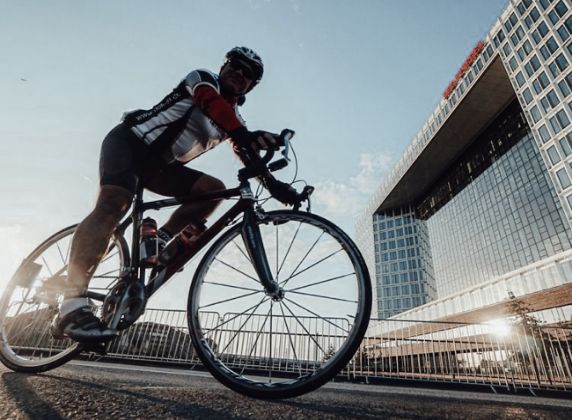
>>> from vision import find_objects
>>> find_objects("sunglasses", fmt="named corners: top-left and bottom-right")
top-left (227, 60), bottom-right (256, 80)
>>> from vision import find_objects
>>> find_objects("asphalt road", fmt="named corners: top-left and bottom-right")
top-left (1, 361), bottom-right (571, 419)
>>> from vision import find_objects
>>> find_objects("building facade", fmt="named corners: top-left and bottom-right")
top-left (357, 0), bottom-right (572, 320)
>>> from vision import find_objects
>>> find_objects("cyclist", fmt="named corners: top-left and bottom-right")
top-left (51, 46), bottom-right (294, 342)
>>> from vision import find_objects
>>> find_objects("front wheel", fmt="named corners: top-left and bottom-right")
top-left (187, 211), bottom-right (371, 399)
top-left (0, 225), bottom-right (129, 373)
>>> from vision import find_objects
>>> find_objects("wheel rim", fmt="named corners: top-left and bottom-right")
top-left (190, 211), bottom-right (370, 394)
top-left (0, 226), bottom-right (127, 368)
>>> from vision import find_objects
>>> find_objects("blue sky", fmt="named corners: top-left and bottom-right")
top-left (0, 0), bottom-right (507, 299)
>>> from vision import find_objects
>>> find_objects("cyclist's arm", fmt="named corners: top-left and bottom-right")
top-left (189, 85), bottom-right (245, 133)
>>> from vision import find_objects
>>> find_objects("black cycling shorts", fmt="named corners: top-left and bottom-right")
top-left (99, 123), bottom-right (204, 197)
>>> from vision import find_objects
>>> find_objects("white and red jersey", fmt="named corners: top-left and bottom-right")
top-left (123, 69), bottom-right (245, 163)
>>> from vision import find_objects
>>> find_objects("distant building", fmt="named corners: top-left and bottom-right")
top-left (356, 0), bottom-right (572, 322)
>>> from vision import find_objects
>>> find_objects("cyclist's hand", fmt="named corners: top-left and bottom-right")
top-left (230, 127), bottom-right (280, 154)
top-left (264, 177), bottom-right (299, 206)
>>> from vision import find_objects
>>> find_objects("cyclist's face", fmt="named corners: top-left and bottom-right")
top-left (220, 60), bottom-right (254, 96)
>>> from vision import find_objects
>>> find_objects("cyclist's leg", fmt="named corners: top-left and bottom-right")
top-left (143, 165), bottom-right (225, 235)
top-left (66, 185), bottom-right (133, 295)
top-left (54, 124), bottom-right (140, 341)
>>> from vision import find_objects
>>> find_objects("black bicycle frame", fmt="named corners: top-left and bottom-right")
top-left (113, 180), bottom-right (278, 301)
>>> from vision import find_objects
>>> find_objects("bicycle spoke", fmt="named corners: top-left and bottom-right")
top-left (281, 300), bottom-right (327, 356)
top-left (198, 290), bottom-right (261, 310)
top-left (239, 303), bottom-right (273, 375)
top-left (214, 258), bottom-right (260, 285)
top-left (100, 250), bottom-right (119, 265)
top-left (282, 231), bottom-right (325, 286)
top-left (205, 297), bottom-right (269, 334)
top-left (277, 221), bottom-right (302, 277)
top-left (275, 225), bottom-right (279, 281)
top-left (279, 303), bottom-right (302, 376)
top-left (41, 256), bottom-right (54, 277)
top-left (283, 297), bottom-right (350, 334)
top-left (203, 281), bottom-right (261, 293)
top-left (269, 301), bottom-right (273, 382)
top-left (218, 296), bottom-right (270, 355)
top-left (65, 236), bottom-right (72, 265)
top-left (56, 243), bottom-right (66, 266)
top-left (287, 290), bottom-right (357, 304)
top-left (232, 240), bottom-right (252, 264)
top-left (281, 248), bottom-right (344, 287)
top-left (287, 272), bottom-right (356, 292)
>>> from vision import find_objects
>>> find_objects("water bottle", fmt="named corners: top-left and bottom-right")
top-left (158, 222), bottom-right (206, 266)
top-left (139, 217), bottom-right (159, 267)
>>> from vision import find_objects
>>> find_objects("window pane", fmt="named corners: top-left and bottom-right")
top-left (557, 168), bottom-right (571, 189)
top-left (539, 124), bottom-right (551, 142)
top-left (547, 145), bottom-right (561, 164)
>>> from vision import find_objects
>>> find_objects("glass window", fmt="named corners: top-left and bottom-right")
top-left (539, 0), bottom-right (552, 10)
top-left (539, 124), bottom-right (551, 142)
top-left (529, 7), bottom-right (540, 25)
top-left (549, 10), bottom-right (560, 25)
top-left (556, 54), bottom-right (569, 71)
top-left (559, 79), bottom-right (571, 97)
top-left (509, 12), bottom-right (518, 26)
top-left (550, 115), bottom-right (562, 134)
top-left (558, 19), bottom-right (571, 42)
top-left (559, 136), bottom-right (572, 155)
top-left (509, 56), bottom-right (518, 72)
top-left (565, 15), bottom-right (572, 32)
top-left (557, 109), bottom-right (571, 128)
top-left (524, 14), bottom-right (533, 29)
top-left (540, 37), bottom-right (559, 60)
top-left (547, 145), bottom-right (561, 164)
top-left (557, 168), bottom-right (571, 189)
top-left (532, 21), bottom-right (549, 44)
top-left (547, 89), bottom-right (560, 107)
top-left (525, 55), bottom-right (541, 77)
top-left (541, 96), bottom-right (551, 113)
top-left (539, 71), bottom-right (550, 90)
top-left (503, 42), bottom-right (512, 57)
top-left (531, 104), bottom-right (542, 123)
top-left (555, 1), bottom-right (569, 18)
top-left (515, 71), bottom-right (525, 87)
top-left (523, 87), bottom-right (533, 104)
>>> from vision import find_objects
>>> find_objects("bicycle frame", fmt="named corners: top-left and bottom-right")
top-left (110, 179), bottom-right (278, 305)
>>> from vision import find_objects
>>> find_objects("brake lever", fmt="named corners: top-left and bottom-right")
top-left (279, 129), bottom-right (295, 162)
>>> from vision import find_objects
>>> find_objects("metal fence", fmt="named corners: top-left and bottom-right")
top-left (97, 308), bottom-right (572, 392)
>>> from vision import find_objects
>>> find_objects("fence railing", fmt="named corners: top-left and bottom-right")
top-left (98, 309), bottom-right (572, 391)
top-left (6, 307), bottom-right (572, 391)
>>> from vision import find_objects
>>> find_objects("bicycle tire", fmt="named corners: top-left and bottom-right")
top-left (187, 210), bottom-right (371, 399)
top-left (0, 224), bottom-right (129, 373)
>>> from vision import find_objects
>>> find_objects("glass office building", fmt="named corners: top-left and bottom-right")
top-left (356, 0), bottom-right (572, 320)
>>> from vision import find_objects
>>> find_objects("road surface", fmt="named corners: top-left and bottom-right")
top-left (1, 361), bottom-right (570, 419)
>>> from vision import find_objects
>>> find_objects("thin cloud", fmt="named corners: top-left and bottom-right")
top-left (312, 152), bottom-right (393, 218)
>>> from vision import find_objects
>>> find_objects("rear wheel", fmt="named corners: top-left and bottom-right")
top-left (0, 225), bottom-right (129, 372)
top-left (188, 211), bottom-right (371, 399)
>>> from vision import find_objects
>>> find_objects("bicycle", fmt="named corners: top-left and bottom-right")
top-left (0, 130), bottom-right (372, 399)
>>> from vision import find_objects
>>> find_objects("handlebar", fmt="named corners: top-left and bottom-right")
top-left (237, 128), bottom-right (313, 209)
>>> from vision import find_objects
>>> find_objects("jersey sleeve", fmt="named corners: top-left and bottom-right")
top-left (184, 69), bottom-right (220, 96)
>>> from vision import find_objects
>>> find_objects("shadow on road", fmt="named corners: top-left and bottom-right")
top-left (2, 372), bottom-right (64, 419)
top-left (39, 373), bottom-right (237, 418)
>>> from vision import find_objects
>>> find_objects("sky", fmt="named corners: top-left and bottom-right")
top-left (0, 0), bottom-right (508, 304)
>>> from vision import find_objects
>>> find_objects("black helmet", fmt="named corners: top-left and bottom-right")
top-left (224, 46), bottom-right (264, 85)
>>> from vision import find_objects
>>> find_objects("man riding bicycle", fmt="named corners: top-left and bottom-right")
top-left (51, 46), bottom-right (295, 342)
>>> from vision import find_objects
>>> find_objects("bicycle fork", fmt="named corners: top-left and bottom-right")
top-left (241, 208), bottom-right (283, 300)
